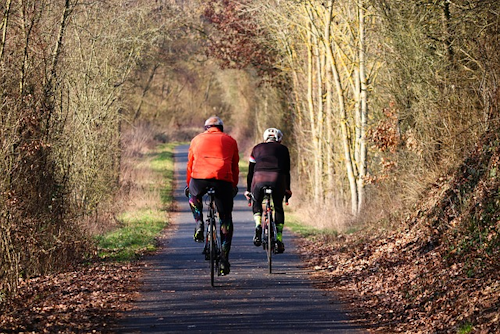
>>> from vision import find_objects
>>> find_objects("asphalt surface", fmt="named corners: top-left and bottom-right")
top-left (116, 145), bottom-right (367, 333)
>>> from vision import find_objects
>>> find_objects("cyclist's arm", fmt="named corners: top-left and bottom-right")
top-left (186, 143), bottom-right (194, 186)
top-left (284, 146), bottom-right (291, 191)
top-left (231, 141), bottom-right (239, 188)
top-left (247, 161), bottom-right (255, 192)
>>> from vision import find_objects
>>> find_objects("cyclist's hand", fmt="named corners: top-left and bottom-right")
top-left (232, 186), bottom-right (238, 198)
top-left (184, 186), bottom-right (190, 198)
top-left (285, 189), bottom-right (292, 205)
top-left (244, 191), bottom-right (252, 206)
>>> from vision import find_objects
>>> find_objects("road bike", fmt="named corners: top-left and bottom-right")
top-left (202, 187), bottom-right (221, 287)
top-left (248, 186), bottom-right (286, 274)
top-left (261, 187), bottom-right (277, 273)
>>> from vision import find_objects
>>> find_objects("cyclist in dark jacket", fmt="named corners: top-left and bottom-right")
top-left (245, 128), bottom-right (292, 253)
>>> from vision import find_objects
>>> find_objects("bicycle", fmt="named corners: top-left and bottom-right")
top-left (262, 187), bottom-right (277, 273)
top-left (248, 186), bottom-right (288, 274)
top-left (202, 187), bottom-right (221, 287)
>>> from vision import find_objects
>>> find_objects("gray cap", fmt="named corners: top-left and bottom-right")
top-left (204, 116), bottom-right (224, 127)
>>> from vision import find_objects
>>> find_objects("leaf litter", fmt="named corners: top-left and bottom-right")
top-left (0, 263), bottom-right (141, 333)
top-left (295, 128), bottom-right (500, 333)
top-left (2, 131), bottom-right (500, 333)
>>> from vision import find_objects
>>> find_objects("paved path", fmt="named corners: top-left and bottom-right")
top-left (116, 145), bottom-right (366, 333)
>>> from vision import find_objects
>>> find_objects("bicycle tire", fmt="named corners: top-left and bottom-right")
top-left (266, 203), bottom-right (273, 274)
top-left (209, 216), bottom-right (216, 287)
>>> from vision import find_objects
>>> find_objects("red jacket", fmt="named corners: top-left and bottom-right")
top-left (187, 127), bottom-right (239, 187)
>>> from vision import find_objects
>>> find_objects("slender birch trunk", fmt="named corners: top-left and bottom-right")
top-left (356, 0), bottom-right (368, 214)
top-left (314, 32), bottom-right (325, 200)
top-left (322, 0), bottom-right (359, 214)
top-left (330, 54), bottom-right (358, 215)
top-left (0, 0), bottom-right (12, 61)
top-left (306, 20), bottom-right (322, 202)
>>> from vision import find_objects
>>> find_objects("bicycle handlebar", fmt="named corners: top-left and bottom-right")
top-left (245, 189), bottom-right (290, 206)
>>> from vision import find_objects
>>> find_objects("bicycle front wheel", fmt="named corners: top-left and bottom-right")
top-left (209, 218), bottom-right (216, 287)
top-left (266, 209), bottom-right (273, 274)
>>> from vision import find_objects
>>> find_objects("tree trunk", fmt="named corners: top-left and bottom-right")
top-left (134, 63), bottom-right (160, 121)
top-left (0, 0), bottom-right (12, 61)
top-left (356, 0), bottom-right (368, 214)
top-left (323, 0), bottom-right (359, 215)
top-left (306, 20), bottom-right (322, 202)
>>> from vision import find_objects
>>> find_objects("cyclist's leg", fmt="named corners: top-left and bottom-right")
top-left (214, 180), bottom-right (234, 274)
top-left (273, 193), bottom-right (285, 239)
top-left (251, 183), bottom-right (264, 225)
top-left (250, 183), bottom-right (264, 246)
top-left (188, 178), bottom-right (210, 220)
top-left (188, 179), bottom-right (208, 241)
top-left (272, 176), bottom-right (286, 253)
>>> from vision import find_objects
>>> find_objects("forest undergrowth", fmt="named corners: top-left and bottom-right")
top-left (0, 125), bottom-right (169, 333)
top-left (2, 127), bottom-right (500, 333)
top-left (296, 126), bottom-right (500, 333)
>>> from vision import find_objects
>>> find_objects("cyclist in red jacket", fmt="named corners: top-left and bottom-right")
top-left (245, 128), bottom-right (292, 253)
top-left (185, 116), bottom-right (239, 275)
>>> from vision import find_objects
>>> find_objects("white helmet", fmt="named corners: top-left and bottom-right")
top-left (263, 128), bottom-right (283, 142)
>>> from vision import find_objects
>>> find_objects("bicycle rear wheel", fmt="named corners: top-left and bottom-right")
top-left (266, 208), bottom-right (273, 274)
top-left (209, 218), bottom-right (216, 287)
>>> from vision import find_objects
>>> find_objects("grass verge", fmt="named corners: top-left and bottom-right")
top-left (285, 212), bottom-right (337, 238)
top-left (95, 143), bottom-right (177, 261)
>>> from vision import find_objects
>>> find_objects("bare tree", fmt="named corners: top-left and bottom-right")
top-left (251, 0), bottom-right (376, 216)
top-left (0, 0), bottom-right (182, 300)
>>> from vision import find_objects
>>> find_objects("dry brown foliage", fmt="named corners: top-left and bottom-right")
top-left (295, 127), bottom-right (500, 333)
top-left (0, 263), bottom-right (140, 333)
top-left (2, 126), bottom-right (500, 332)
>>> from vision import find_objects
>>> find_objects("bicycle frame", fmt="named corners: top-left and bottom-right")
top-left (204, 188), bottom-right (221, 287)
top-left (261, 187), bottom-right (278, 274)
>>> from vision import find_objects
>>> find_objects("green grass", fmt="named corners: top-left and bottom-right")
top-left (285, 212), bottom-right (334, 238)
top-left (150, 143), bottom-right (176, 206)
top-left (239, 154), bottom-right (248, 177)
top-left (457, 323), bottom-right (473, 334)
top-left (96, 209), bottom-right (167, 261)
top-left (284, 210), bottom-right (352, 242)
top-left (96, 143), bottom-right (176, 262)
